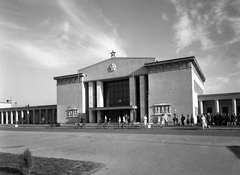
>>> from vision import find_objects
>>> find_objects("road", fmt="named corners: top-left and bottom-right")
top-left (0, 127), bottom-right (240, 175)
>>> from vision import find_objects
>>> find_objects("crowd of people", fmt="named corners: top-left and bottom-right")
top-left (172, 114), bottom-right (195, 126)
top-left (197, 113), bottom-right (240, 126)
top-left (172, 113), bottom-right (240, 129)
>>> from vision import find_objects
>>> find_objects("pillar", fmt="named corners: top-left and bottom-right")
top-left (27, 110), bottom-right (29, 124)
top-left (16, 110), bottom-right (18, 124)
top-left (46, 109), bottom-right (48, 124)
top-left (232, 98), bottom-right (237, 115)
top-left (139, 75), bottom-right (146, 122)
top-left (129, 77), bottom-right (136, 121)
top-left (215, 99), bottom-right (219, 113)
top-left (33, 110), bottom-right (35, 124)
top-left (96, 81), bottom-right (104, 107)
top-left (21, 111), bottom-right (24, 124)
top-left (88, 82), bottom-right (94, 108)
top-left (39, 110), bottom-right (42, 124)
top-left (199, 101), bottom-right (203, 114)
top-left (52, 109), bottom-right (55, 122)
top-left (1, 112), bottom-right (3, 124)
top-left (10, 111), bottom-right (13, 124)
top-left (97, 110), bottom-right (101, 121)
top-left (6, 112), bottom-right (8, 124)
top-left (79, 76), bottom-right (86, 113)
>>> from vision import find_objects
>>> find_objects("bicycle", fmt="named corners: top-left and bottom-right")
top-left (75, 122), bottom-right (85, 129)
top-left (114, 122), bottom-right (121, 129)
top-left (46, 123), bottom-right (54, 129)
top-left (97, 122), bottom-right (110, 129)
top-left (114, 122), bottom-right (129, 129)
top-left (130, 121), bottom-right (143, 129)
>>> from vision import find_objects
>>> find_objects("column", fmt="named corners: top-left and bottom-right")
top-left (139, 75), bottom-right (146, 122)
top-left (39, 110), bottom-right (42, 124)
top-left (27, 110), bottom-right (29, 124)
top-left (232, 98), bottom-right (237, 115)
top-left (199, 101), bottom-right (203, 114)
top-left (16, 110), bottom-right (18, 124)
top-left (52, 109), bottom-right (55, 122)
top-left (129, 77), bottom-right (136, 106)
top-left (21, 111), bottom-right (24, 124)
top-left (96, 81), bottom-right (104, 107)
top-left (46, 109), bottom-right (48, 124)
top-left (1, 112), bottom-right (3, 124)
top-left (6, 112), bottom-right (8, 124)
top-left (80, 77), bottom-right (86, 113)
top-left (88, 82), bottom-right (94, 108)
top-left (97, 111), bottom-right (101, 122)
top-left (10, 111), bottom-right (13, 124)
top-left (33, 110), bottom-right (35, 124)
top-left (215, 99), bottom-right (219, 113)
top-left (129, 77), bottom-right (136, 121)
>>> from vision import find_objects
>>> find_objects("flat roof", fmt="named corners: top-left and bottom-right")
top-left (145, 56), bottom-right (206, 82)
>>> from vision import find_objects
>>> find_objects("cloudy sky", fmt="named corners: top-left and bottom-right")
top-left (0, 0), bottom-right (240, 106)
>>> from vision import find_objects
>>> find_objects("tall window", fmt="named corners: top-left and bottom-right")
top-left (104, 80), bottom-right (129, 107)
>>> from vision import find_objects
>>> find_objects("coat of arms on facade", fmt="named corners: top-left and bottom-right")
top-left (109, 63), bottom-right (117, 72)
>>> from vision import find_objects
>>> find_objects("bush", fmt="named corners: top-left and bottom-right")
top-left (18, 149), bottom-right (34, 175)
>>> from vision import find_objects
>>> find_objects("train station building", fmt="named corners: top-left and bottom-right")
top-left (1, 56), bottom-right (240, 125)
top-left (53, 56), bottom-right (206, 124)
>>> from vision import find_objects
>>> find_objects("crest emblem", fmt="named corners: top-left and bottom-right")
top-left (109, 63), bottom-right (117, 72)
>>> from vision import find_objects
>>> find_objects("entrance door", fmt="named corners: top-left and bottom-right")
top-left (222, 107), bottom-right (228, 114)
top-left (104, 110), bottom-right (130, 123)
top-left (207, 107), bottom-right (212, 114)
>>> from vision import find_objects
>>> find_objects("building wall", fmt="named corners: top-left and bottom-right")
top-left (191, 64), bottom-right (204, 123)
top-left (55, 57), bottom-right (155, 123)
top-left (148, 68), bottom-right (192, 123)
top-left (0, 102), bottom-right (12, 108)
top-left (78, 57), bottom-right (155, 82)
top-left (57, 83), bottom-right (78, 123)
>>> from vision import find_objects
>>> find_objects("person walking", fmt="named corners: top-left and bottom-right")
top-left (201, 114), bottom-right (207, 130)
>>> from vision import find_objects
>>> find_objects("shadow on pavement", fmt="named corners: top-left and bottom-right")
top-left (227, 146), bottom-right (240, 159)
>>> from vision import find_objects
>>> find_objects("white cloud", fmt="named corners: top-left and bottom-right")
top-left (56, 0), bottom-right (127, 58)
top-left (170, 0), bottom-right (240, 52)
top-left (0, 20), bottom-right (29, 31)
top-left (171, 1), bottom-right (215, 52)
top-left (162, 13), bottom-right (169, 21)
top-left (204, 76), bottom-right (229, 93)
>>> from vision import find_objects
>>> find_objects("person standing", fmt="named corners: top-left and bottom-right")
top-left (104, 115), bottom-right (107, 123)
top-left (143, 115), bottom-right (147, 128)
top-left (118, 116), bottom-right (121, 124)
top-left (123, 115), bottom-right (126, 123)
top-left (181, 114), bottom-right (185, 126)
top-left (190, 114), bottom-right (194, 126)
top-left (160, 114), bottom-right (165, 128)
top-left (163, 113), bottom-right (168, 127)
top-left (186, 115), bottom-right (190, 125)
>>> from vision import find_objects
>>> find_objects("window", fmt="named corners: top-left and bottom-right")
top-left (104, 79), bottom-right (130, 107)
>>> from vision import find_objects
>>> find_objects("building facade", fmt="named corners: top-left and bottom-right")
top-left (0, 105), bottom-right (57, 124)
top-left (198, 92), bottom-right (240, 116)
top-left (54, 56), bottom-right (205, 124)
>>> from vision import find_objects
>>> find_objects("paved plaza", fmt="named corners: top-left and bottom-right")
top-left (0, 128), bottom-right (240, 175)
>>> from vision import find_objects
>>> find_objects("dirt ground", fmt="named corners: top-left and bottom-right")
top-left (0, 128), bottom-right (240, 175)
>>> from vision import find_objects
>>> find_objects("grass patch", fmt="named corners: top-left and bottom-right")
top-left (0, 152), bottom-right (104, 175)
top-left (227, 146), bottom-right (240, 159)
